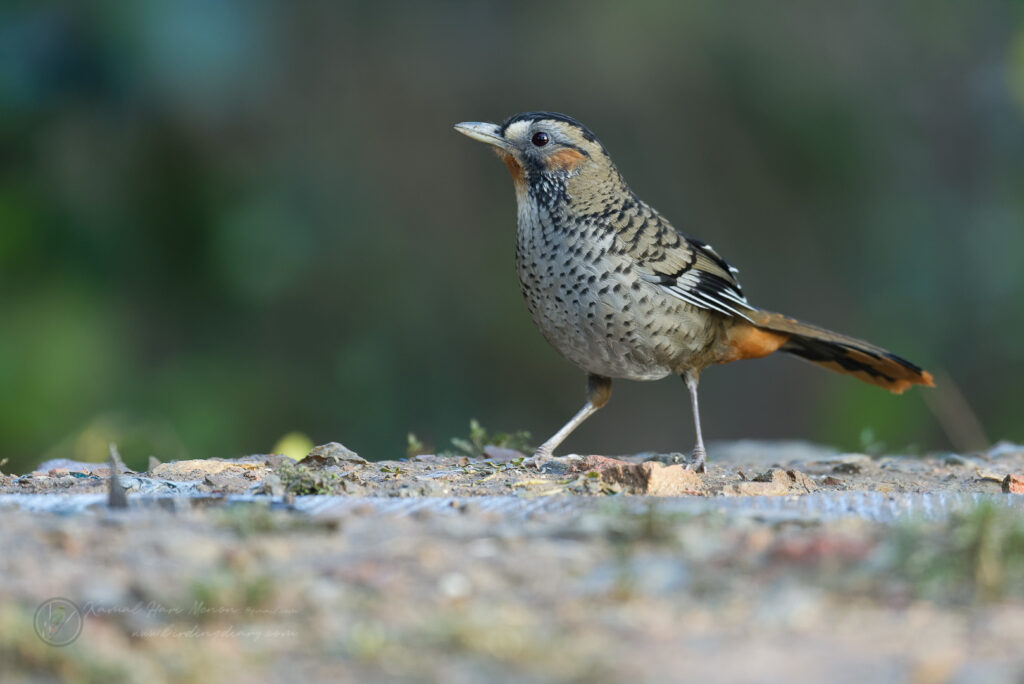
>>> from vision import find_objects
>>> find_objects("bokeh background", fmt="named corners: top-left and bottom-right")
top-left (2, 1), bottom-right (1022, 472)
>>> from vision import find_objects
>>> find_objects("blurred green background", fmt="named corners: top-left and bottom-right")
top-left (2, 1), bottom-right (1022, 472)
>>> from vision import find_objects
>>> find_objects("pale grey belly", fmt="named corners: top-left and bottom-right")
top-left (517, 253), bottom-right (709, 381)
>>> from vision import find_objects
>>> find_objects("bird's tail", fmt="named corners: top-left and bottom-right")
top-left (728, 310), bottom-right (935, 394)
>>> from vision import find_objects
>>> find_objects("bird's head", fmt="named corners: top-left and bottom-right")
top-left (454, 112), bottom-right (615, 204)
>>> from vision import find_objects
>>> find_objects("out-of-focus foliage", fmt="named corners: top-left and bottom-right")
top-left (875, 502), bottom-right (1024, 604)
top-left (1, 1), bottom-right (1022, 472)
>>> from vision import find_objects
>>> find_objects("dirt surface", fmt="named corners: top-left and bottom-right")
top-left (3, 441), bottom-right (1024, 683)
top-left (5, 440), bottom-right (1023, 499)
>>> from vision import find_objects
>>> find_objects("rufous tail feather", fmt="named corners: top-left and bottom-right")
top-left (732, 310), bottom-right (935, 394)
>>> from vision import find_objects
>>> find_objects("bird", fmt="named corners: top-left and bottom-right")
top-left (454, 112), bottom-right (934, 471)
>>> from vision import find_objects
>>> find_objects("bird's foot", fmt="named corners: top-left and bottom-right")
top-left (523, 448), bottom-right (585, 472)
top-left (686, 447), bottom-right (707, 474)
top-left (522, 447), bottom-right (554, 470)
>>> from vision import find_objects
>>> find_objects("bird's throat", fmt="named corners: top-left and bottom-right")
top-left (497, 150), bottom-right (528, 200)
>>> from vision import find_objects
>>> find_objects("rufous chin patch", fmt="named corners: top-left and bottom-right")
top-left (497, 150), bottom-right (527, 196)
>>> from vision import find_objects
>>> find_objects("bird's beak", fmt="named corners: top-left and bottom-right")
top-left (453, 121), bottom-right (511, 150)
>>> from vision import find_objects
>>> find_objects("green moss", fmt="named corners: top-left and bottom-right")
top-left (277, 462), bottom-right (342, 495)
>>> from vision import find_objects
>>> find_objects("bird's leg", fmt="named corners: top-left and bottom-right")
top-left (683, 370), bottom-right (707, 473)
top-left (526, 374), bottom-right (612, 469)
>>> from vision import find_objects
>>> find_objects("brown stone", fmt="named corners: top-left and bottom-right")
top-left (258, 473), bottom-right (285, 496)
top-left (300, 442), bottom-right (368, 467)
top-left (570, 455), bottom-right (705, 495)
top-left (1003, 474), bottom-right (1024, 494)
top-left (722, 469), bottom-right (819, 496)
top-left (34, 459), bottom-right (116, 475)
top-left (481, 445), bottom-right (527, 463)
top-left (642, 462), bottom-right (706, 496)
top-left (204, 472), bottom-right (242, 491)
top-left (150, 460), bottom-right (268, 481)
top-left (570, 455), bottom-right (631, 474)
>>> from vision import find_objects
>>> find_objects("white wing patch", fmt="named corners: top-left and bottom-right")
top-left (639, 269), bottom-right (756, 323)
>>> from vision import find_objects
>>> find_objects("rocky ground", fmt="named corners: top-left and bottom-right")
top-left (2, 441), bottom-right (1024, 683)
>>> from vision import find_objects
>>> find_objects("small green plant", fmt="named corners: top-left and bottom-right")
top-left (446, 419), bottom-right (532, 459)
top-left (858, 427), bottom-right (886, 456)
top-left (406, 432), bottom-right (428, 458)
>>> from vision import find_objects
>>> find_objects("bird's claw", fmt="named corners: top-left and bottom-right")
top-left (685, 448), bottom-right (707, 474)
top-left (522, 449), bottom-right (553, 470)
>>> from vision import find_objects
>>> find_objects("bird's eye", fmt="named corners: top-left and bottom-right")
top-left (532, 132), bottom-right (549, 147)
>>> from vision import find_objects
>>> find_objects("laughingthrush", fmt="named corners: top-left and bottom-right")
top-left (455, 112), bottom-right (934, 471)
